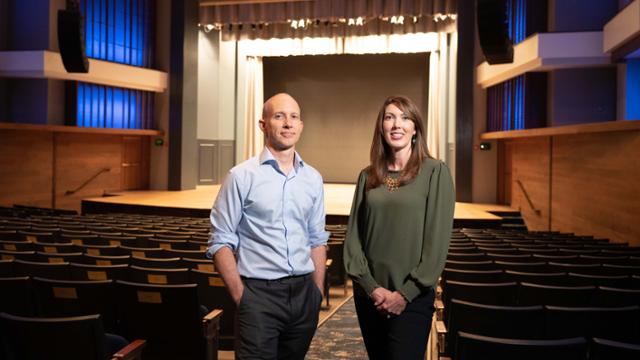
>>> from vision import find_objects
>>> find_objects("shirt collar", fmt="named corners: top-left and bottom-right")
top-left (259, 147), bottom-right (305, 173)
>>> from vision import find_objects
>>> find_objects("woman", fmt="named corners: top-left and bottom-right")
top-left (343, 95), bottom-right (455, 360)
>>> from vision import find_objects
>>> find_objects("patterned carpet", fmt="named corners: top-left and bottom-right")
top-left (306, 297), bottom-right (368, 359)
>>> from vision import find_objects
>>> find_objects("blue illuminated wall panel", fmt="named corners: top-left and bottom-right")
top-left (486, 0), bottom-right (547, 132)
top-left (80, 0), bottom-right (154, 68)
top-left (626, 59), bottom-right (640, 120)
top-left (75, 0), bottom-right (155, 129)
top-left (77, 83), bottom-right (153, 129)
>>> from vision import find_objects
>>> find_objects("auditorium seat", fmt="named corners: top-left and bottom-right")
top-left (115, 280), bottom-right (222, 360)
top-left (103, 236), bottom-right (145, 248)
top-left (34, 251), bottom-right (84, 264)
top-left (442, 280), bottom-right (518, 322)
top-left (442, 268), bottom-right (504, 283)
top-left (79, 244), bottom-right (128, 256)
top-left (189, 269), bottom-right (236, 350)
top-left (0, 259), bottom-right (13, 277)
top-left (0, 240), bottom-right (35, 252)
top-left (0, 229), bottom-right (20, 241)
top-left (165, 248), bottom-right (208, 260)
top-left (119, 246), bottom-right (167, 259)
top-left (0, 276), bottom-right (34, 316)
top-left (80, 254), bottom-right (131, 266)
top-left (0, 313), bottom-right (145, 360)
top-left (445, 299), bottom-right (545, 358)
top-left (447, 252), bottom-right (488, 262)
top-left (182, 258), bottom-right (215, 272)
top-left (532, 254), bottom-right (580, 263)
top-left (61, 233), bottom-right (106, 246)
top-left (547, 262), bottom-right (601, 275)
top-left (13, 259), bottom-right (71, 280)
top-left (455, 331), bottom-right (587, 360)
top-left (504, 270), bottom-right (569, 286)
top-left (594, 286), bottom-right (640, 307)
top-left (32, 277), bottom-right (119, 332)
top-left (590, 337), bottom-right (640, 359)
top-left (495, 260), bottom-right (547, 272)
top-left (70, 262), bottom-right (129, 281)
top-left (130, 256), bottom-right (182, 269)
top-left (129, 265), bottom-right (190, 285)
top-left (485, 253), bottom-right (533, 262)
top-left (566, 273), bottom-right (631, 288)
top-left (0, 249), bottom-right (37, 261)
top-left (445, 260), bottom-right (496, 270)
top-left (544, 305), bottom-right (640, 343)
top-left (18, 230), bottom-right (56, 243)
top-left (601, 264), bottom-right (640, 276)
top-left (518, 283), bottom-right (596, 307)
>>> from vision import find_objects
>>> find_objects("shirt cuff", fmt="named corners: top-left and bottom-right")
top-left (357, 273), bottom-right (380, 296)
top-left (206, 243), bottom-right (234, 259)
top-left (399, 279), bottom-right (422, 302)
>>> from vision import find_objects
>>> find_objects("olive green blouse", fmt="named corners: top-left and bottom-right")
top-left (343, 158), bottom-right (455, 302)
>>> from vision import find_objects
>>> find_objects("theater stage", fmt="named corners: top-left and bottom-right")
top-left (82, 184), bottom-right (516, 227)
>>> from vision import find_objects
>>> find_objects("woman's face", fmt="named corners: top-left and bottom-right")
top-left (382, 103), bottom-right (416, 152)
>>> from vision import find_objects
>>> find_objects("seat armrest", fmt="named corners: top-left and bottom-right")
top-left (435, 299), bottom-right (444, 321)
top-left (203, 309), bottom-right (223, 360)
top-left (436, 320), bottom-right (447, 354)
top-left (111, 339), bottom-right (146, 360)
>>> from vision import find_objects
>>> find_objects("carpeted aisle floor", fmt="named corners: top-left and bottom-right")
top-left (306, 297), bottom-right (368, 359)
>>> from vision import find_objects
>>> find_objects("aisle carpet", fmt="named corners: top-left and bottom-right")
top-left (306, 297), bottom-right (368, 359)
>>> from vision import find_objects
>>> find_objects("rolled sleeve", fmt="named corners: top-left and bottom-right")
top-left (207, 171), bottom-right (244, 259)
top-left (307, 177), bottom-right (329, 248)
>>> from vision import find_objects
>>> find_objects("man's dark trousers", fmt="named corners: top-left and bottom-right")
top-left (236, 273), bottom-right (322, 360)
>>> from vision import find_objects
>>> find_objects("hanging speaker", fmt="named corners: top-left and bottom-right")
top-left (57, 5), bottom-right (89, 73)
top-left (477, 0), bottom-right (514, 64)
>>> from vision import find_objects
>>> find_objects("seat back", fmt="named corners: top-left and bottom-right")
top-left (594, 286), bottom-right (640, 307)
top-left (0, 260), bottom-right (13, 277)
top-left (544, 305), bottom-right (640, 343)
top-left (190, 269), bottom-right (236, 350)
top-left (518, 282), bottom-right (595, 306)
top-left (455, 331), bottom-right (587, 360)
top-left (447, 299), bottom-right (544, 358)
top-left (32, 277), bottom-right (118, 333)
top-left (115, 280), bottom-right (203, 360)
top-left (442, 268), bottom-right (504, 283)
top-left (504, 270), bottom-right (568, 286)
top-left (13, 260), bottom-right (70, 280)
top-left (129, 265), bottom-right (190, 285)
top-left (0, 277), bottom-right (34, 316)
top-left (0, 313), bottom-right (106, 360)
top-left (590, 338), bottom-right (640, 360)
top-left (69, 262), bottom-right (129, 281)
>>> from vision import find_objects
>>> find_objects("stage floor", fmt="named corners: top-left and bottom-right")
top-left (82, 184), bottom-right (516, 225)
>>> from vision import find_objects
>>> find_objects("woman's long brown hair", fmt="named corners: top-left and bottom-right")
top-left (365, 95), bottom-right (432, 191)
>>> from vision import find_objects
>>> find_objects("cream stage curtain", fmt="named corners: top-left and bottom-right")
top-left (236, 31), bottom-right (457, 166)
top-left (243, 56), bottom-right (264, 159)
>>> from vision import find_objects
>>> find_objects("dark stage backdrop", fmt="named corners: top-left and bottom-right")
top-left (264, 52), bottom-right (429, 183)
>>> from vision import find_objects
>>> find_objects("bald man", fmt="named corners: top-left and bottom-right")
top-left (207, 93), bottom-right (329, 359)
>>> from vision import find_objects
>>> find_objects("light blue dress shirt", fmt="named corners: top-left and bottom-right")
top-left (207, 147), bottom-right (330, 280)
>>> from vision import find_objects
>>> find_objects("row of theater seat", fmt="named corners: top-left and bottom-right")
top-left (1, 210), bottom-right (349, 359)
top-left (0, 276), bottom-right (223, 360)
top-left (436, 228), bottom-right (640, 359)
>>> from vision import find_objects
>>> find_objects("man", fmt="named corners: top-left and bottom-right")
top-left (207, 93), bottom-right (329, 360)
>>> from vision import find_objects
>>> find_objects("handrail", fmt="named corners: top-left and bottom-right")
top-left (65, 168), bottom-right (111, 195)
top-left (515, 179), bottom-right (541, 215)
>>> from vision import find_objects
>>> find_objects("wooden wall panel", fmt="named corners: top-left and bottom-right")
top-left (55, 133), bottom-right (122, 212)
top-left (510, 137), bottom-right (550, 231)
top-left (0, 129), bottom-right (53, 208)
top-left (552, 131), bottom-right (640, 245)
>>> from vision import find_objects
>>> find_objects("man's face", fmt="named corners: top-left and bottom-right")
top-left (260, 95), bottom-right (303, 151)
